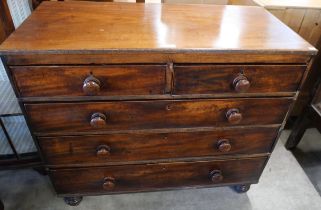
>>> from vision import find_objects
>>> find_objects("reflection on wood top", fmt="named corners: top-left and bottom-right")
top-left (0, 1), bottom-right (317, 55)
top-left (254, 0), bottom-right (321, 9)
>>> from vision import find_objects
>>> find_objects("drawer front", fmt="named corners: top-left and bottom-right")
top-left (51, 157), bottom-right (266, 195)
top-left (11, 65), bottom-right (166, 97)
top-left (25, 98), bottom-right (291, 134)
top-left (174, 65), bottom-right (306, 94)
top-left (39, 127), bottom-right (278, 165)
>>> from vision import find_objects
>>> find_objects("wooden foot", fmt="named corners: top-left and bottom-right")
top-left (234, 184), bottom-right (251, 193)
top-left (63, 196), bottom-right (83, 206)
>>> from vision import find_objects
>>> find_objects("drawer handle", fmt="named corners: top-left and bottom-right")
top-left (96, 145), bottom-right (111, 157)
top-left (90, 112), bottom-right (107, 128)
top-left (233, 74), bottom-right (250, 93)
top-left (103, 177), bottom-right (116, 190)
top-left (209, 170), bottom-right (223, 183)
top-left (83, 75), bottom-right (101, 96)
top-left (226, 108), bottom-right (242, 125)
top-left (216, 139), bottom-right (231, 152)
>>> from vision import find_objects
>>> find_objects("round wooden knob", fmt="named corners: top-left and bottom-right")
top-left (83, 75), bottom-right (101, 95)
top-left (90, 112), bottom-right (107, 128)
top-left (233, 74), bottom-right (250, 93)
top-left (96, 145), bottom-right (111, 157)
top-left (226, 108), bottom-right (242, 125)
top-left (217, 139), bottom-right (231, 152)
top-left (103, 177), bottom-right (115, 190)
top-left (209, 170), bottom-right (223, 183)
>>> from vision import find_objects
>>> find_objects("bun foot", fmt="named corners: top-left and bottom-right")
top-left (234, 184), bottom-right (251, 193)
top-left (63, 196), bottom-right (83, 206)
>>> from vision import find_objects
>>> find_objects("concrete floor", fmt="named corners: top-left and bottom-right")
top-left (0, 130), bottom-right (320, 210)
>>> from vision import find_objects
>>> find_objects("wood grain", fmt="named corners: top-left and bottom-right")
top-left (50, 157), bottom-right (267, 195)
top-left (174, 65), bottom-right (306, 94)
top-left (25, 98), bottom-right (291, 134)
top-left (39, 127), bottom-right (278, 166)
top-left (3, 52), bottom-right (313, 65)
top-left (11, 65), bottom-right (166, 97)
top-left (0, 0), bottom-right (14, 44)
top-left (0, 2), bottom-right (315, 55)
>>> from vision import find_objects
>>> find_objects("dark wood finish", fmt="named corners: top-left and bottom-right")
top-left (25, 98), bottom-right (291, 134)
top-left (11, 65), bottom-right (166, 97)
top-left (174, 65), bottom-right (306, 95)
top-left (226, 108), bottom-right (243, 125)
top-left (90, 113), bottom-right (107, 129)
top-left (0, 1), bottom-right (315, 203)
top-left (63, 196), bottom-right (83, 206)
top-left (51, 157), bottom-right (266, 195)
top-left (0, 0), bottom-right (14, 44)
top-left (3, 53), bottom-right (313, 65)
top-left (82, 75), bottom-right (101, 96)
top-left (39, 127), bottom-right (278, 166)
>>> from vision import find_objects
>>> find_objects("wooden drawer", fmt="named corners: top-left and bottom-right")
top-left (174, 65), bottom-right (306, 94)
top-left (39, 127), bottom-right (278, 166)
top-left (11, 65), bottom-right (166, 97)
top-left (25, 98), bottom-right (291, 134)
top-left (51, 157), bottom-right (267, 195)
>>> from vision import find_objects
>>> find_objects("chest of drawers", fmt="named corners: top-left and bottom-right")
top-left (0, 1), bottom-right (317, 206)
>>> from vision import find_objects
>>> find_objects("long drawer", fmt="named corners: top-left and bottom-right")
top-left (174, 65), bottom-right (305, 94)
top-left (11, 65), bottom-right (166, 97)
top-left (51, 157), bottom-right (267, 195)
top-left (39, 127), bottom-right (278, 166)
top-left (25, 98), bottom-right (291, 134)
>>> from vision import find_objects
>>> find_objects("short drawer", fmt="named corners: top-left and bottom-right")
top-left (174, 65), bottom-right (306, 94)
top-left (25, 98), bottom-right (291, 134)
top-left (11, 65), bottom-right (166, 97)
top-left (51, 157), bottom-right (266, 195)
top-left (39, 127), bottom-right (278, 166)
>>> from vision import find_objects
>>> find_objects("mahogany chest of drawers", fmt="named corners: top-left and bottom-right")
top-left (0, 1), bottom-right (317, 206)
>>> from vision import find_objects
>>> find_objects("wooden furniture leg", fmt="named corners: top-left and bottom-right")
top-left (285, 109), bottom-right (311, 150)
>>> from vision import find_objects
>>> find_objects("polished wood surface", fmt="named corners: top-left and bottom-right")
top-left (11, 64), bottom-right (305, 98)
top-left (11, 65), bottom-right (166, 97)
top-left (0, 1), bottom-right (315, 203)
top-left (0, 2), bottom-right (316, 55)
top-left (39, 126), bottom-right (278, 166)
top-left (174, 65), bottom-right (305, 95)
top-left (25, 98), bottom-right (291, 134)
top-left (0, 0), bottom-right (14, 44)
top-left (51, 157), bottom-right (266, 195)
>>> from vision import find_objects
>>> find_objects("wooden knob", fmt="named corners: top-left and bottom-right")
top-left (96, 145), bottom-right (111, 157)
top-left (103, 177), bottom-right (115, 190)
top-left (217, 139), bottom-right (231, 152)
top-left (90, 112), bottom-right (107, 128)
top-left (83, 75), bottom-right (101, 95)
top-left (226, 108), bottom-right (242, 124)
top-left (209, 170), bottom-right (223, 183)
top-left (233, 74), bottom-right (250, 93)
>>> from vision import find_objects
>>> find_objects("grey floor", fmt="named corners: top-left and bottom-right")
top-left (0, 130), bottom-right (320, 210)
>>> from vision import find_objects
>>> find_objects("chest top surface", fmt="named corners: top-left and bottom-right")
top-left (0, 1), bottom-right (316, 55)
